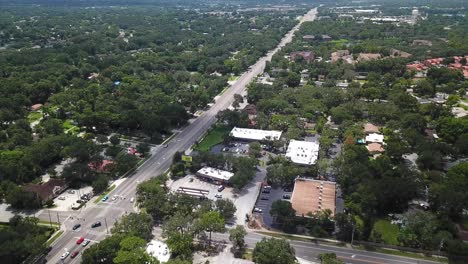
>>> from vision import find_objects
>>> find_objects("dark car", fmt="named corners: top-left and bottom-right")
top-left (262, 189), bottom-right (270, 193)
top-left (72, 224), bottom-right (81, 230)
top-left (91, 221), bottom-right (101, 228)
top-left (260, 195), bottom-right (269, 200)
top-left (282, 194), bottom-right (291, 200)
top-left (70, 251), bottom-right (79, 259)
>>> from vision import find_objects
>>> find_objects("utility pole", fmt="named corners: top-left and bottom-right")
top-left (47, 210), bottom-right (53, 228)
top-left (351, 223), bottom-right (355, 246)
top-left (104, 218), bottom-right (109, 234)
top-left (56, 212), bottom-right (60, 226)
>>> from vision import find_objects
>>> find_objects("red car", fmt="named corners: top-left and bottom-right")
top-left (76, 237), bottom-right (85, 244)
top-left (70, 251), bottom-right (79, 259)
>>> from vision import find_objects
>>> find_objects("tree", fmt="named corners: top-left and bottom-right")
top-left (398, 211), bottom-right (441, 250)
top-left (249, 141), bottom-right (262, 158)
top-left (92, 175), bottom-right (109, 194)
top-left (215, 198), bottom-right (237, 221)
top-left (111, 213), bottom-right (154, 241)
top-left (252, 238), bottom-right (296, 264)
top-left (136, 142), bottom-right (150, 156)
top-left (195, 211), bottom-right (225, 247)
top-left (233, 93), bottom-right (244, 109)
top-left (286, 72), bottom-right (301, 87)
top-left (229, 225), bottom-right (247, 257)
top-left (81, 235), bottom-right (124, 264)
top-left (113, 236), bottom-right (158, 264)
top-left (112, 152), bottom-right (139, 176)
top-left (270, 200), bottom-right (297, 232)
top-left (166, 233), bottom-right (193, 260)
top-left (137, 177), bottom-right (172, 221)
top-left (110, 135), bottom-right (121, 146)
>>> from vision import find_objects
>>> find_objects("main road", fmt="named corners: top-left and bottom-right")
top-left (43, 7), bottom-right (441, 264)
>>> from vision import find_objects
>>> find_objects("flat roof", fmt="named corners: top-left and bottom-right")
top-left (365, 133), bottom-right (384, 143)
top-left (197, 167), bottom-right (234, 181)
top-left (291, 178), bottom-right (336, 217)
top-left (230, 127), bottom-right (282, 141)
top-left (146, 240), bottom-right (170, 263)
top-left (285, 140), bottom-right (319, 165)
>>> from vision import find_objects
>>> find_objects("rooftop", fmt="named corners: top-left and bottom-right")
top-left (291, 178), bottom-right (336, 217)
top-left (367, 142), bottom-right (385, 153)
top-left (230, 127), bottom-right (282, 141)
top-left (364, 123), bottom-right (380, 134)
top-left (285, 140), bottom-right (320, 165)
top-left (365, 133), bottom-right (384, 143)
top-left (24, 178), bottom-right (67, 201)
top-left (146, 240), bottom-right (170, 263)
top-left (197, 167), bottom-right (234, 182)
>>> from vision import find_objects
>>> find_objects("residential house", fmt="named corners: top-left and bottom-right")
top-left (321, 35), bottom-right (332, 41)
top-left (302, 35), bottom-right (315, 42)
top-left (24, 179), bottom-right (68, 203)
top-left (412, 40), bottom-right (432, 46)
top-left (357, 53), bottom-right (382, 62)
top-left (290, 51), bottom-right (315, 64)
top-left (31, 104), bottom-right (43, 111)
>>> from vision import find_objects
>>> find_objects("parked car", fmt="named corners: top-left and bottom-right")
top-left (217, 185), bottom-right (225, 192)
top-left (91, 221), bottom-right (101, 228)
top-left (58, 196), bottom-right (65, 200)
top-left (70, 251), bottom-right (79, 258)
top-left (111, 196), bottom-right (117, 201)
top-left (72, 224), bottom-right (81, 230)
top-left (68, 190), bottom-right (75, 194)
top-left (262, 188), bottom-right (270, 194)
top-left (260, 195), bottom-right (269, 200)
top-left (76, 237), bottom-right (85, 244)
top-left (130, 197), bottom-right (135, 203)
top-left (282, 194), bottom-right (291, 200)
top-left (214, 194), bottom-right (222, 199)
top-left (102, 195), bottom-right (108, 202)
top-left (60, 252), bottom-right (70, 260)
top-left (82, 239), bottom-right (90, 247)
top-left (253, 207), bottom-right (263, 213)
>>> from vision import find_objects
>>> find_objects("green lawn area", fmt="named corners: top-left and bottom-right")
top-left (228, 75), bottom-right (239, 81)
top-left (46, 230), bottom-right (63, 247)
top-left (195, 125), bottom-right (231, 152)
top-left (63, 120), bottom-right (80, 135)
top-left (371, 219), bottom-right (399, 245)
top-left (27, 111), bottom-right (42, 123)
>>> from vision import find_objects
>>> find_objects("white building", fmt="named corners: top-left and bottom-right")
top-left (230, 127), bottom-right (282, 141)
top-left (285, 140), bottom-right (320, 165)
top-left (365, 133), bottom-right (384, 143)
top-left (146, 240), bottom-right (170, 263)
top-left (197, 167), bottom-right (234, 183)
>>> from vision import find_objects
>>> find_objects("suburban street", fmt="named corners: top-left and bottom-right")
top-left (40, 7), bottom-right (441, 264)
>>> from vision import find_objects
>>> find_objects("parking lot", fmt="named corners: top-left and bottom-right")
top-left (253, 186), bottom-right (293, 228)
top-left (52, 186), bottom-right (94, 211)
top-left (211, 141), bottom-right (250, 155)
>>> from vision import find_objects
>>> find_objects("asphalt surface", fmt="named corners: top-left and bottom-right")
top-left (39, 8), bottom-right (443, 264)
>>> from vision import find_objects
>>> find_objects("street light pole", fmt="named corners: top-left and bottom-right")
top-left (104, 218), bottom-right (109, 234)
top-left (48, 210), bottom-right (53, 228)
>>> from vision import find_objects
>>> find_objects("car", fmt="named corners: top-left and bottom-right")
top-left (111, 195), bottom-right (117, 201)
top-left (82, 239), bottom-right (90, 247)
top-left (58, 196), bottom-right (65, 200)
top-left (253, 207), bottom-right (263, 213)
top-left (222, 147), bottom-right (229, 152)
top-left (102, 195), bottom-right (108, 201)
top-left (262, 189), bottom-right (270, 194)
top-left (60, 251), bottom-right (70, 260)
top-left (217, 185), bottom-right (225, 192)
top-left (260, 196), bottom-right (269, 200)
top-left (282, 194), bottom-right (291, 200)
top-left (76, 237), bottom-right (85, 244)
top-left (214, 194), bottom-right (222, 199)
top-left (70, 251), bottom-right (79, 258)
top-left (68, 190), bottom-right (75, 194)
top-left (130, 197), bottom-right (134, 203)
top-left (91, 221), bottom-right (101, 228)
top-left (72, 224), bottom-right (81, 230)
top-left (283, 187), bottom-right (293, 192)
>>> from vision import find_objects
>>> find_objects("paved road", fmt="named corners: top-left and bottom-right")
top-left (43, 8), bottom-right (318, 264)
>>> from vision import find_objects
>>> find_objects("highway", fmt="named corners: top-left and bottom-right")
top-left (41, 7), bottom-right (441, 264)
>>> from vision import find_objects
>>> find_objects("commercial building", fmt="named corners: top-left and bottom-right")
top-left (196, 167), bottom-right (234, 183)
top-left (230, 127), bottom-right (282, 141)
top-left (291, 178), bottom-right (336, 217)
top-left (285, 140), bottom-right (319, 165)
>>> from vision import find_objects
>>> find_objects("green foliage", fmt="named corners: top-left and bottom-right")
top-left (319, 253), bottom-right (344, 264)
top-left (195, 125), bottom-right (231, 152)
top-left (195, 211), bottom-right (225, 246)
top-left (92, 175), bottom-right (109, 194)
top-left (229, 225), bottom-right (247, 254)
top-left (214, 198), bottom-right (237, 221)
top-left (252, 238), bottom-right (296, 264)
top-left (370, 219), bottom-right (399, 245)
top-left (111, 212), bottom-right (154, 241)
top-left (270, 200), bottom-right (297, 233)
top-left (113, 236), bottom-right (158, 264)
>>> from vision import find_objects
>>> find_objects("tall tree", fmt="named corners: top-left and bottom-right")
top-left (252, 238), bottom-right (297, 264)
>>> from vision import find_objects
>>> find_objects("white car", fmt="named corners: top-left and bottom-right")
top-left (111, 196), bottom-right (117, 201)
top-left (60, 251), bottom-right (70, 260)
top-left (253, 207), bottom-right (263, 213)
top-left (214, 194), bottom-right (222, 199)
top-left (130, 197), bottom-right (134, 203)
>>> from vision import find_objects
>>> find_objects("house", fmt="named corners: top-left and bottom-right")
top-left (412, 40), bottom-right (432, 46)
top-left (364, 123), bottom-right (380, 134)
top-left (321, 35), bottom-right (332, 41)
top-left (357, 53), bottom-right (382, 62)
top-left (285, 140), bottom-right (320, 166)
top-left (31, 104), bottom-right (43, 111)
top-left (196, 167), bottom-right (234, 184)
top-left (331, 50), bottom-right (354, 64)
top-left (390, 49), bottom-right (412, 58)
top-left (230, 127), bottom-right (282, 141)
top-left (88, 160), bottom-right (114, 173)
top-left (365, 133), bottom-right (384, 144)
top-left (366, 143), bottom-right (385, 154)
top-left (290, 178), bottom-right (336, 217)
top-left (290, 51), bottom-right (315, 63)
top-left (24, 179), bottom-right (68, 203)
top-left (302, 35), bottom-right (315, 42)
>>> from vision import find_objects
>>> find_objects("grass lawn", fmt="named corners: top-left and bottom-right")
top-left (94, 184), bottom-right (116, 204)
top-left (371, 219), bottom-right (399, 245)
top-left (46, 230), bottom-right (64, 247)
top-left (195, 125), bottom-right (231, 152)
top-left (63, 120), bottom-right (80, 135)
top-left (27, 111), bottom-right (42, 123)
top-left (228, 75), bottom-right (239, 81)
